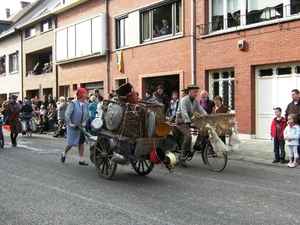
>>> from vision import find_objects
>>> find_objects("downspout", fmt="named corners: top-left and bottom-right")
top-left (191, 0), bottom-right (195, 84)
top-left (53, 15), bottom-right (58, 99)
top-left (105, 0), bottom-right (110, 96)
top-left (17, 28), bottom-right (24, 99)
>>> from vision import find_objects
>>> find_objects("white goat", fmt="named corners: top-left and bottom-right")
top-left (205, 124), bottom-right (230, 155)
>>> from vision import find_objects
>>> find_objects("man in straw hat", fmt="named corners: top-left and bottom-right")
top-left (175, 85), bottom-right (207, 166)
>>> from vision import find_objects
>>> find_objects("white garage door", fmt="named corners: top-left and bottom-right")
top-left (256, 63), bottom-right (300, 139)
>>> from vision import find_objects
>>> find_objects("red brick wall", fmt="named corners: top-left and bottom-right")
top-left (196, 20), bottom-right (300, 134)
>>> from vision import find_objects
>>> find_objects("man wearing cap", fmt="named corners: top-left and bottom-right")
top-left (181, 89), bottom-right (188, 98)
top-left (5, 95), bottom-right (21, 146)
top-left (157, 85), bottom-right (170, 112)
top-left (176, 85), bottom-right (207, 166)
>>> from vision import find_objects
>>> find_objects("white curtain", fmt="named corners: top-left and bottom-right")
top-left (228, 0), bottom-right (240, 14)
top-left (248, 0), bottom-right (282, 12)
top-left (213, 0), bottom-right (224, 16)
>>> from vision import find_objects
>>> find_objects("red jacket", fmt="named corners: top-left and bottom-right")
top-left (270, 117), bottom-right (287, 140)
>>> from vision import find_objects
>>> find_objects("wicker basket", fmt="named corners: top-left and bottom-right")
top-left (191, 112), bottom-right (236, 136)
top-left (102, 100), bottom-right (165, 140)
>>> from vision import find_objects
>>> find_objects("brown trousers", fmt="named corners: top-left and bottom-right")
top-left (177, 123), bottom-right (192, 151)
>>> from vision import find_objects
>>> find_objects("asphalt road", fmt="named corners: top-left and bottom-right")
top-left (1, 131), bottom-right (300, 225)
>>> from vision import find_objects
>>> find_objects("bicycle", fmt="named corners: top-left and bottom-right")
top-left (0, 115), bottom-right (4, 148)
top-left (171, 125), bottom-right (228, 172)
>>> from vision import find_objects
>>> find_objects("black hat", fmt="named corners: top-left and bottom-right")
top-left (187, 85), bottom-right (199, 90)
top-left (156, 85), bottom-right (164, 90)
top-left (9, 94), bottom-right (18, 100)
top-left (181, 89), bottom-right (188, 94)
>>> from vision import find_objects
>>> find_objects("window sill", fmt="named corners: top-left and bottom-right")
top-left (41, 28), bottom-right (53, 34)
top-left (116, 33), bottom-right (183, 51)
top-left (24, 35), bottom-right (36, 40)
top-left (9, 71), bottom-right (19, 75)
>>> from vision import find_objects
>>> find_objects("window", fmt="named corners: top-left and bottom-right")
top-left (116, 17), bottom-right (129, 48)
top-left (276, 67), bottom-right (292, 75)
top-left (41, 19), bottom-right (52, 32)
top-left (140, 0), bottom-right (182, 42)
top-left (211, 70), bottom-right (235, 110)
top-left (55, 13), bottom-right (106, 62)
top-left (258, 68), bottom-right (273, 77)
top-left (0, 56), bottom-right (5, 75)
top-left (25, 26), bottom-right (35, 38)
top-left (208, 0), bottom-right (296, 33)
top-left (9, 53), bottom-right (19, 72)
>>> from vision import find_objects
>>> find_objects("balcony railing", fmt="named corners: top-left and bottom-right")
top-left (197, 2), bottom-right (300, 36)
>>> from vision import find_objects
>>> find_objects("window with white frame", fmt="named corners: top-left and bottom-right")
top-left (9, 53), bottom-right (18, 73)
top-left (116, 17), bottom-right (129, 49)
top-left (140, 0), bottom-right (182, 42)
top-left (210, 70), bottom-right (235, 110)
top-left (41, 19), bottom-right (52, 32)
top-left (209, 0), bottom-right (300, 32)
top-left (0, 56), bottom-right (5, 75)
top-left (25, 26), bottom-right (35, 38)
top-left (55, 13), bottom-right (106, 62)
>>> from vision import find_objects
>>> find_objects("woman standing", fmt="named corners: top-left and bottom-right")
top-left (211, 95), bottom-right (229, 144)
top-left (5, 95), bottom-right (21, 146)
top-left (61, 87), bottom-right (89, 165)
top-left (166, 91), bottom-right (179, 122)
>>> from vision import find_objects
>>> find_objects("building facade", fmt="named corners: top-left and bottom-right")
top-left (1, 0), bottom-right (300, 139)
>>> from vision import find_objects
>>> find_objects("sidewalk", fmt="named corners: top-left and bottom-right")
top-left (228, 139), bottom-right (282, 166)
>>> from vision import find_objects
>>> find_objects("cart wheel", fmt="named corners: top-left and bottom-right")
top-left (131, 159), bottom-right (154, 176)
top-left (203, 141), bottom-right (227, 172)
top-left (93, 136), bottom-right (117, 180)
top-left (0, 133), bottom-right (4, 148)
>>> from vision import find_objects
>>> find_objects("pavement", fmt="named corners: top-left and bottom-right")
top-left (227, 139), bottom-right (278, 165)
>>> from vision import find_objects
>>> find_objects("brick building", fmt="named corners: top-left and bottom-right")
top-left (1, 0), bottom-right (300, 139)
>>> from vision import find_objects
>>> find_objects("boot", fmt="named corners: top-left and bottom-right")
top-left (179, 150), bottom-right (187, 166)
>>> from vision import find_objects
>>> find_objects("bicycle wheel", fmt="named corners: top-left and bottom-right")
top-left (203, 141), bottom-right (227, 172)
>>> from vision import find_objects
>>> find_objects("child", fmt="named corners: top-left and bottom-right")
top-left (284, 114), bottom-right (300, 168)
top-left (270, 107), bottom-right (287, 164)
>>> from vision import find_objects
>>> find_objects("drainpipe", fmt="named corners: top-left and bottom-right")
top-left (191, 0), bottom-right (195, 85)
top-left (17, 28), bottom-right (23, 99)
top-left (105, 0), bottom-right (110, 96)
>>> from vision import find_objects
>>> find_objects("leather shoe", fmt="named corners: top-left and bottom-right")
top-left (79, 161), bottom-right (88, 165)
top-left (61, 152), bottom-right (66, 163)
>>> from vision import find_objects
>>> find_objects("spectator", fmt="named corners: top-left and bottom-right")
top-left (34, 96), bottom-right (42, 109)
top-left (152, 91), bottom-right (162, 103)
top-left (166, 91), bottom-right (179, 123)
top-left (156, 85), bottom-right (169, 112)
top-left (199, 90), bottom-right (215, 114)
top-left (57, 96), bottom-right (67, 122)
top-left (47, 104), bottom-right (57, 132)
top-left (145, 90), bottom-right (153, 102)
top-left (284, 114), bottom-right (300, 168)
top-left (154, 19), bottom-right (170, 37)
top-left (88, 95), bottom-right (98, 135)
top-left (211, 95), bottom-right (229, 144)
top-left (32, 62), bottom-right (40, 75)
top-left (270, 107), bottom-right (287, 164)
top-left (181, 89), bottom-right (188, 98)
